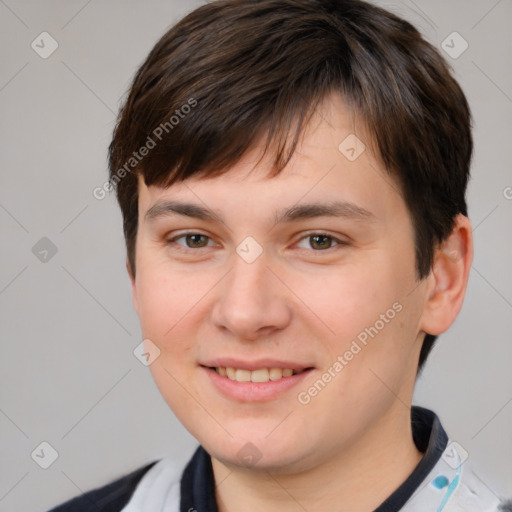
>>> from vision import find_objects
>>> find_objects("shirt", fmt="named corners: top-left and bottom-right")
top-left (47, 405), bottom-right (511, 512)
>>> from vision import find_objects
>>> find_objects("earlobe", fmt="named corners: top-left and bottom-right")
top-left (127, 260), bottom-right (139, 314)
top-left (420, 214), bottom-right (473, 336)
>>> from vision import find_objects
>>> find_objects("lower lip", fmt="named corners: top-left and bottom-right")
top-left (202, 366), bottom-right (313, 402)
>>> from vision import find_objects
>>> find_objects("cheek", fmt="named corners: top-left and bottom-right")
top-left (291, 255), bottom-right (420, 391)
top-left (136, 270), bottom-right (176, 337)
top-left (287, 258), bottom-right (403, 345)
top-left (134, 263), bottom-right (208, 426)
top-left (134, 258), bottom-right (199, 353)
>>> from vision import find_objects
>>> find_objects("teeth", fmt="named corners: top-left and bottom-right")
top-left (269, 368), bottom-right (283, 381)
top-left (235, 369), bottom-right (251, 382)
top-left (251, 369), bottom-right (269, 382)
top-left (215, 367), bottom-right (301, 382)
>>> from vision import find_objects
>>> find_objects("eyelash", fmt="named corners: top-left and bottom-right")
top-left (166, 232), bottom-right (347, 253)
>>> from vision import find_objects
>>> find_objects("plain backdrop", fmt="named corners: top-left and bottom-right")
top-left (0, 1), bottom-right (511, 511)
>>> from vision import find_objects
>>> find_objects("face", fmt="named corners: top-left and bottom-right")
top-left (131, 94), bottom-right (430, 474)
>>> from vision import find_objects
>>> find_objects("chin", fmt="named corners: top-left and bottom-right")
top-left (199, 425), bottom-right (317, 474)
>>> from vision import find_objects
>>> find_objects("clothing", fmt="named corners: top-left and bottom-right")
top-left (46, 460), bottom-right (158, 512)
top-left (47, 406), bottom-right (510, 512)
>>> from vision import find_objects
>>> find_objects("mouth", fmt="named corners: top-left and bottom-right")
top-left (208, 366), bottom-right (310, 383)
top-left (200, 362), bottom-right (315, 402)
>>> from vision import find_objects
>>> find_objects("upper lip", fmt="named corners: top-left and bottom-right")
top-left (201, 358), bottom-right (314, 372)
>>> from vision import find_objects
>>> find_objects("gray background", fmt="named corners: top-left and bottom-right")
top-left (0, 1), bottom-right (511, 510)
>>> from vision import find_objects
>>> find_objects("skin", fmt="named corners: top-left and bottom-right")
top-left (130, 93), bottom-right (473, 512)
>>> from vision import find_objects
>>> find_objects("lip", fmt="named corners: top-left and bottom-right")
top-left (200, 358), bottom-right (312, 372)
top-left (201, 365), bottom-right (314, 402)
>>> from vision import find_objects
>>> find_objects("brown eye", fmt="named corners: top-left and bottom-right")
top-left (296, 233), bottom-right (342, 251)
top-left (184, 234), bottom-right (209, 248)
top-left (309, 234), bottom-right (335, 250)
top-left (169, 233), bottom-right (212, 249)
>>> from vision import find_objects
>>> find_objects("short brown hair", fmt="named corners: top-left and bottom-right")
top-left (108, 0), bottom-right (472, 373)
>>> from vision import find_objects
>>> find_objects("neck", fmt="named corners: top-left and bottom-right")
top-left (211, 405), bottom-right (424, 512)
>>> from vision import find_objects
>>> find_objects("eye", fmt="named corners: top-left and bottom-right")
top-left (169, 233), bottom-right (214, 249)
top-left (295, 232), bottom-right (345, 251)
top-left (167, 232), bottom-right (346, 253)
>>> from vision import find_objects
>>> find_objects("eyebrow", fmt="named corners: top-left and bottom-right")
top-left (144, 199), bottom-right (376, 225)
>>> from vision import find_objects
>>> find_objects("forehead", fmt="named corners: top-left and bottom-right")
top-left (137, 93), bottom-right (404, 224)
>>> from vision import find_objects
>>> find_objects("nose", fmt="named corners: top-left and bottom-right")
top-left (211, 251), bottom-right (292, 341)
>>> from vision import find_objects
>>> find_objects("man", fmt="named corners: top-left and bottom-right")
top-left (49, 0), bottom-right (511, 510)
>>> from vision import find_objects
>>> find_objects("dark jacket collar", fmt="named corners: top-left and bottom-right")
top-left (180, 405), bottom-right (448, 512)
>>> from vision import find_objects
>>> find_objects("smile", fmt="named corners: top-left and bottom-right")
top-left (212, 367), bottom-right (306, 382)
top-left (202, 364), bottom-right (314, 402)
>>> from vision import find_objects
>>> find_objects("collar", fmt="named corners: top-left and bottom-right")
top-left (180, 405), bottom-right (448, 512)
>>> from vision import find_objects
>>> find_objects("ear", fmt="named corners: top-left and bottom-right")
top-left (419, 214), bottom-right (473, 336)
top-left (126, 259), bottom-right (139, 315)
